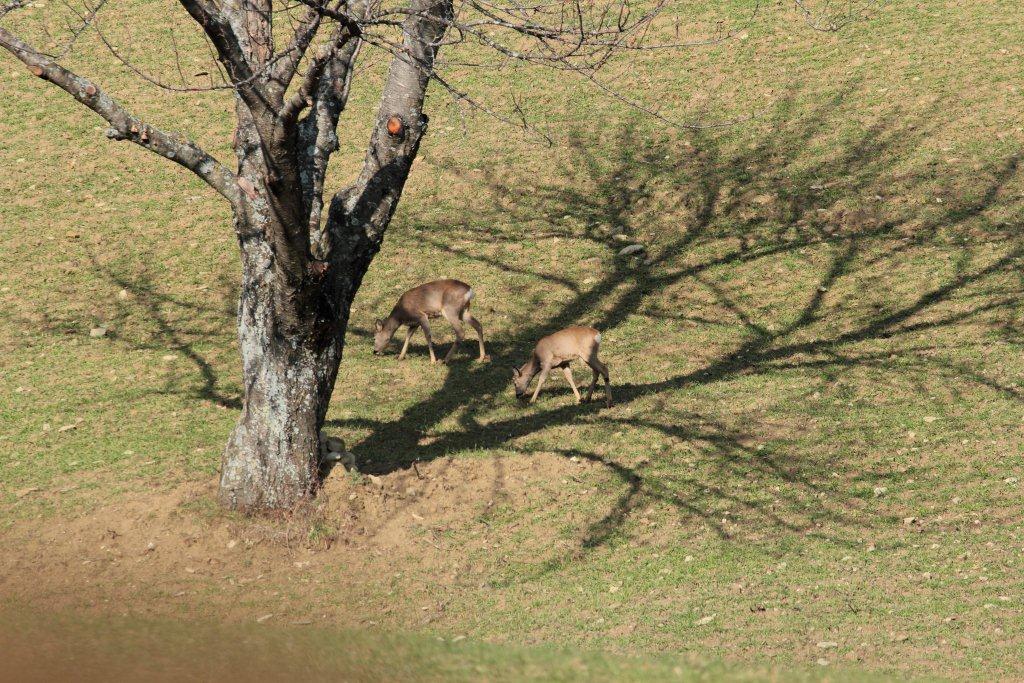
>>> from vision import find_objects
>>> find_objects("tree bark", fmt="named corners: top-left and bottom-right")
top-left (219, 0), bottom-right (452, 511)
top-left (218, 211), bottom-right (343, 510)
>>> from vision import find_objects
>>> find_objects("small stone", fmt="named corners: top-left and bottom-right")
top-left (324, 435), bottom-right (346, 453)
top-left (695, 614), bottom-right (715, 625)
top-left (873, 486), bottom-right (887, 497)
top-left (923, 416), bottom-right (938, 423)
top-left (117, 289), bottom-right (129, 300)
top-left (1005, 477), bottom-right (1018, 485)
top-left (227, 540), bottom-right (238, 549)
top-left (162, 354), bottom-right (177, 361)
top-left (817, 641), bottom-right (839, 649)
top-left (367, 474), bottom-right (384, 488)
top-left (817, 658), bottom-right (829, 667)
top-left (90, 327), bottom-right (108, 338)
top-left (608, 585), bottom-right (620, 593)
top-left (617, 244), bottom-right (645, 256)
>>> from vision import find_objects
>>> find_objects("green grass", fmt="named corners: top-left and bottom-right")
top-left (2, 0), bottom-right (1024, 679)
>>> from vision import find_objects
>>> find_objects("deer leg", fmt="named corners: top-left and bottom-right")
top-left (462, 310), bottom-right (487, 361)
top-left (581, 354), bottom-right (598, 403)
top-left (530, 364), bottom-right (552, 404)
top-left (398, 325), bottom-right (418, 360)
top-left (595, 359), bottom-right (613, 407)
top-left (583, 368), bottom-right (599, 403)
top-left (585, 354), bottom-right (612, 407)
top-left (441, 308), bottom-right (466, 364)
top-left (417, 315), bottom-right (437, 363)
top-left (562, 366), bottom-right (582, 403)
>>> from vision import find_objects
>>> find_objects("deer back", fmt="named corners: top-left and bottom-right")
top-left (392, 279), bottom-right (472, 323)
top-left (535, 326), bottom-right (600, 365)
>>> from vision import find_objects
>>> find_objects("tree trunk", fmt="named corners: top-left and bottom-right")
top-left (217, 211), bottom-right (343, 511)
top-left (218, 0), bottom-right (452, 512)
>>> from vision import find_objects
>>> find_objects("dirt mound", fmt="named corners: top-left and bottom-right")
top-left (0, 452), bottom-right (589, 626)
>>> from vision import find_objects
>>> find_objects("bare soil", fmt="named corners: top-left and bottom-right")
top-left (0, 452), bottom-right (581, 629)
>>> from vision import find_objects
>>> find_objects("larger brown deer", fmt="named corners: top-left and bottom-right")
top-left (512, 326), bottom-right (613, 407)
top-left (373, 279), bottom-right (487, 364)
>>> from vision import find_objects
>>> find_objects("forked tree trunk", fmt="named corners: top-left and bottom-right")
top-left (219, 0), bottom-right (447, 511)
top-left (217, 212), bottom-right (344, 510)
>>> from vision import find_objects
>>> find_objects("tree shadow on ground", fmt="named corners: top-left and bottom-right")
top-left (28, 255), bottom-right (244, 410)
top-left (330, 87), bottom-right (1024, 560)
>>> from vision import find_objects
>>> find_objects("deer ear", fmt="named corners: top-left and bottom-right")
top-left (511, 367), bottom-right (520, 378)
top-left (374, 319), bottom-right (384, 332)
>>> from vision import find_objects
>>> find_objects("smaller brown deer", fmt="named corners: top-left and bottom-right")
top-left (373, 279), bottom-right (486, 364)
top-left (512, 326), bottom-right (613, 407)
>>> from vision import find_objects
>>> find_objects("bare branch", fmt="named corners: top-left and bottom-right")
top-left (280, 25), bottom-right (356, 125)
top-left (360, 31), bottom-right (553, 144)
top-left (0, 26), bottom-right (240, 205)
top-left (293, 0), bottom-right (366, 34)
top-left (329, 0), bottom-right (453, 249)
top-left (269, 4), bottom-right (323, 92)
top-left (50, 0), bottom-right (111, 59)
top-left (0, 0), bottom-right (24, 19)
top-left (793, 0), bottom-right (880, 32)
top-left (297, 3), bottom-right (368, 247)
top-left (177, 0), bottom-right (277, 121)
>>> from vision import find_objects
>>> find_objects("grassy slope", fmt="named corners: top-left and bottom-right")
top-left (2, 0), bottom-right (1024, 678)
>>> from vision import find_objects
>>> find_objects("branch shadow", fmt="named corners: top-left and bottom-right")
top-left (25, 251), bottom-right (245, 411)
top-left (333, 86), bottom-right (1024, 566)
